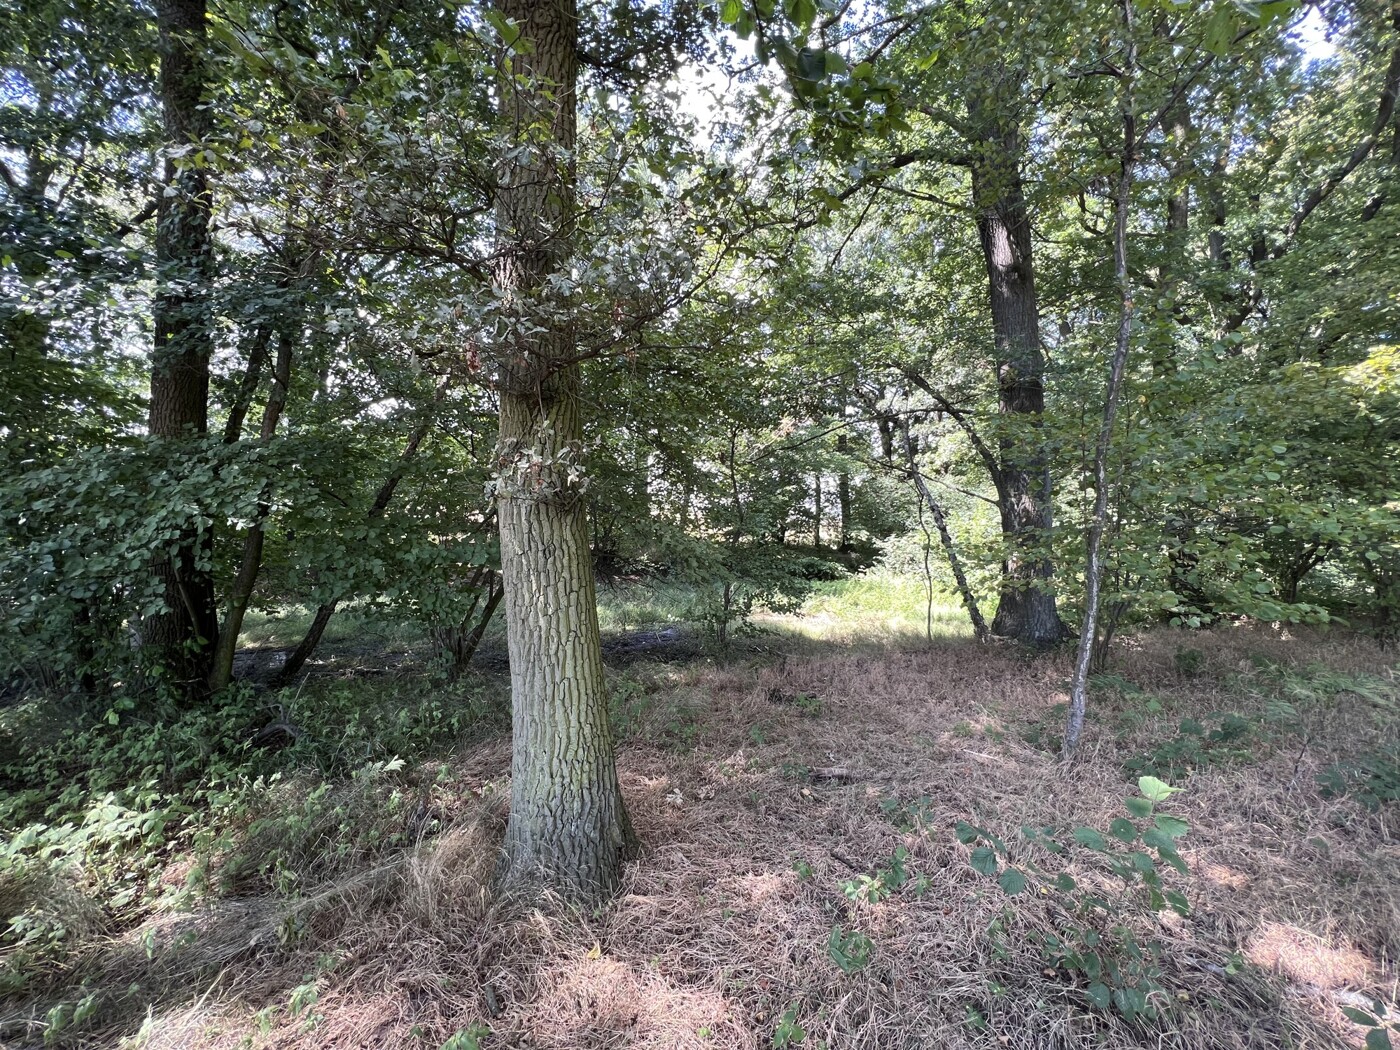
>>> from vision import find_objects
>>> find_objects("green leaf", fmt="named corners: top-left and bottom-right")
top-left (1072, 827), bottom-right (1108, 852)
top-left (720, 0), bottom-right (744, 25)
top-left (1138, 776), bottom-right (1181, 803)
top-left (1109, 818), bottom-right (1138, 843)
top-left (1203, 5), bottom-right (1237, 57)
top-left (1365, 1029), bottom-right (1392, 1050)
top-left (1157, 843), bottom-right (1189, 875)
top-left (970, 846), bottom-right (999, 876)
top-left (998, 868), bottom-right (1027, 895)
top-left (1153, 815), bottom-right (1189, 839)
top-left (483, 9), bottom-right (521, 47)
top-left (1130, 851), bottom-right (1157, 875)
top-left (1124, 796), bottom-right (1153, 819)
top-left (1341, 1007), bottom-right (1379, 1027)
top-left (955, 821), bottom-right (981, 845)
top-left (1085, 982), bottom-right (1111, 1009)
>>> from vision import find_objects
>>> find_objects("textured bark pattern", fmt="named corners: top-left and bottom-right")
top-left (145, 0), bottom-right (218, 689)
top-left (970, 119), bottom-right (1066, 647)
top-left (493, 0), bottom-right (634, 897)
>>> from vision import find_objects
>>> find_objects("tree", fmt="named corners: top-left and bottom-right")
top-left (143, 0), bottom-right (219, 692)
top-left (490, 0), bottom-right (635, 896)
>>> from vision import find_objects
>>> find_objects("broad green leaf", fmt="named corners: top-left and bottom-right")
top-left (970, 846), bottom-right (999, 876)
top-left (1124, 797), bottom-right (1153, 819)
top-left (1072, 827), bottom-right (1108, 851)
top-left (998, 868), bottom-right (1027, 895)
top-left (1203, 5), bottom-right (1237, 57)
top-left (1138, 776), bottom-right (1181, 803)
top-left (1153, 815), bottom-right (1189, 839)
top-left (1341, 1007), bottom-right (1379, 1027)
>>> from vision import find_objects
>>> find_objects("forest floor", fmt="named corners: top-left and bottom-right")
top-left (2, 583), bottom-right (1398, 1049)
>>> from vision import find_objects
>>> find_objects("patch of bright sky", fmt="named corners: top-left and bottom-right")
top-left (674, 5), bottom-right (1341, 150)
top-left (1292, 6), bottom-right (1337, 62)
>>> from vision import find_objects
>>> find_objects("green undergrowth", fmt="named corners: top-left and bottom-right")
top-left (0, 672), bottom-right (508, 997)
top-left (1036, 659), bottom-right (1400, 804)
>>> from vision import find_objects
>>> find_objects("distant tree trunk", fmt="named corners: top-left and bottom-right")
top-left (1157, 67), bottom-right (1192, 375)
top-left (898, 419), bottom-right (989, 643)
top-left (1278, 539), bottom-right (1333, 605)
top-left (492, 0), bottom-right (634, 898)
top-left (208, 332), bottom-right (293, 693)
top-left (836, 432), bottom-right (852, 552)
top-left (969, 111), bottom-right (1067, 648)
top-left (272, 417), bottom-right (434, 686)
top-left (432, 568), bottom-right (505, 677)
top-left (812, 472), bottom-right (822, 547)
top-left (144, 0), bottom-right (218, 693)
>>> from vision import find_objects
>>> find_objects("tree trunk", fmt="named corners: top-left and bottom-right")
top-left (492, 0), bottom-right (634, 899)
top-left (969, 114), bottom-right (1067, 647)
top-left (898, 419), bottom-right (989, 643)
top-left (836, 432), bottom-right (852, 552)
top-left (434, 570), bottom-right (505, 677)
top-left (812, 472), bottom-right (822, 547)
top-left (272, 417), bottom-right (436, 686)
top-left (144, 0), bottom-right (218, 693)
top-left (1064, 2), bottom-right (1137, 757)
top-left (208, 332), bottom-right (293, 693)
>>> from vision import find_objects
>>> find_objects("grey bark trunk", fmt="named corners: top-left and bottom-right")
top-left (969, 113), bottom-right (1067, 647)
top-left (492, 0), bottom-right (634, 898)
top-left (144, 0), bottom-right (218, 694)
top-left (1065, 5), bottom-right (1137, 757)
top-left (836, 432), bottom-right (852, 551)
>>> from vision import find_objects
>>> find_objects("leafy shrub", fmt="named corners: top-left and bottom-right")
top-left (958, 777), bottom-right (1192, 1024)
top-left (1319, 752), bottom-right (1400, 810)
top-left (841, 847), bottom-right (909, 903)
top-left (1123, 714), bottom-right (1255, 780)
top-left (827, 926), bottom-right (874, 974)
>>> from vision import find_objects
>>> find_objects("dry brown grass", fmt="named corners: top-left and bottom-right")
top-left (5, 624), bottom-right (1397, 1050)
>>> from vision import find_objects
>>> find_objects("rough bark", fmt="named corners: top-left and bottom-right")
top-left (492, 0), bottom-right (634, 898)
top-left (144, 0), bottom-right (218, 693)
top-left (968, 110), bottom-right (1067, 647)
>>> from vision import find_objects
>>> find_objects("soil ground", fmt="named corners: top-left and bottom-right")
top-left (3, 616), bottom-right (1397, 1050)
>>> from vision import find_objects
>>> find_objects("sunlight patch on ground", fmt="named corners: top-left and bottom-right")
top-left (1198, 861), bottom-right (1251, 891)
top-left (1246, 921), bottom-right (1375, 990)
top-left (533, 955), bottom-right (743, 1049)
